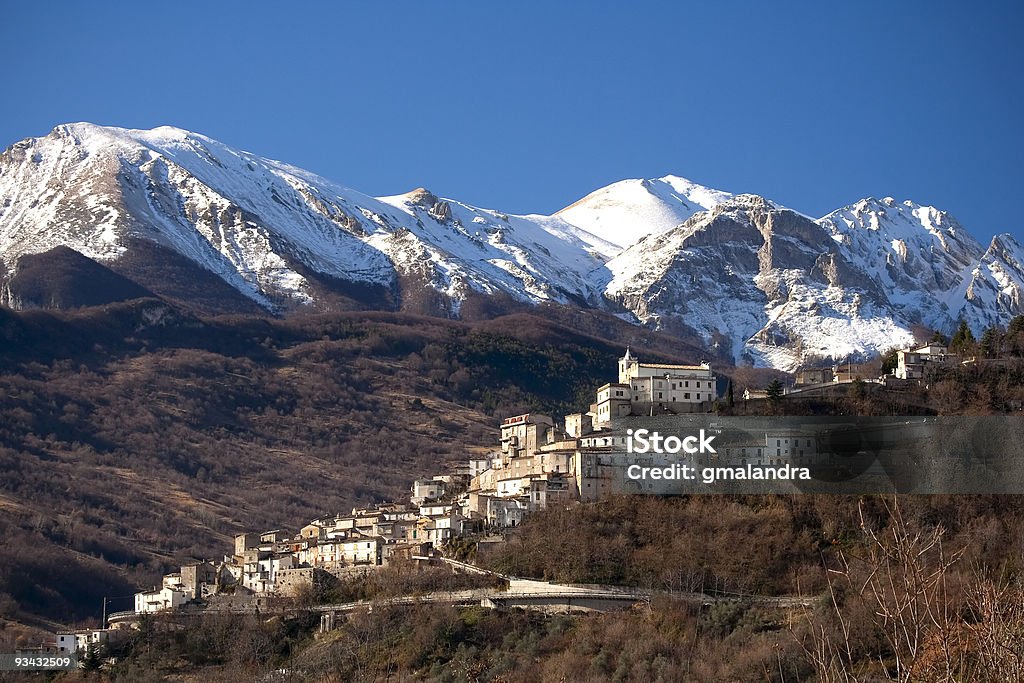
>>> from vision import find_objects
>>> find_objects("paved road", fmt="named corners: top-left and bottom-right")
top-left (108, 560), bottom-right (814, 625)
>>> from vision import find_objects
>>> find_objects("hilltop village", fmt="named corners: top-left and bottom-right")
top-left (117, 351), bottom-right (718, 614)
top-left (127, 342), bottom-right (972, 615)
top-left (47, 338), bottom-right (1005, 654)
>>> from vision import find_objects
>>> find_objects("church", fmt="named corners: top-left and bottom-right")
top-left (590, 348), bottom-right (718, 426)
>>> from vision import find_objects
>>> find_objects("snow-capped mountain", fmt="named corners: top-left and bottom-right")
top-left (554, 175), bottom-right (733, 255)
top-left (818, 197), bottom-right (984, 332)
top-left (0, 123), bottom-right (610, 313)
top-left (0, 123), bottom-right (1020, 371)
top-left (603, 195), bottom-right (917, 369)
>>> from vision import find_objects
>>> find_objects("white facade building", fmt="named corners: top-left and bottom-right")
top-left (594, 349), bottom-right (717, 425)
top-left (134, 586), bottom-right (190, 613)
top-left (56, 629), bottom-right (126, 655)
top-left (895, 343), bottom-right (958, 380)
top-left (411, 479), bottom-right (444, 505)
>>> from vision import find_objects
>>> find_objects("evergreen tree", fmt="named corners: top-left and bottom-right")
top-left (1008, 315), bottom-right (1024, 356)
top-left (949, 320), bottom-right (975, 354)
top-left (80, 643), bottom-right (104, 672)
top-left (980, 326), bottom-right (1001, 358)
top-left (766, 379), bottom-right (784, 402)
top-left (726, 380), bottom-right (734, 407)
top-left (880, 348), bottom-right (900, 375)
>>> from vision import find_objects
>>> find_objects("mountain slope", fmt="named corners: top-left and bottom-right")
top-left (0, 299), bottom-right (711, 623)
top-left (2, 245), bottom-right (153, 310)
top-left (961, 234), bottom-right (1024, 329)
top-left (818, 197), bottom-right (985, 329)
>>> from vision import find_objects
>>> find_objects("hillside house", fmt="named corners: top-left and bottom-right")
top-left (894, 343), bottom-right (959, 380)
top-left (134, 585), bottom-right (190, 613)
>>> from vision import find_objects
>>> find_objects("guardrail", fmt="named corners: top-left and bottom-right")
top-left (488, 592), bottom-right (649, 601)
top-left (106, 610), bottom-right (137, 622)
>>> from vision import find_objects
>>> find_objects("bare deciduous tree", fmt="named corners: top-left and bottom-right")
top-left (797, 497), bottom-right (966, 682)
top-left (964, 569), bottom-right (1024, 682)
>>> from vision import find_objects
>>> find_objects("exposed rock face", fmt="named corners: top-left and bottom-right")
top-left (962, 233), bottom-right (1024, 329)
top-left (603, 196), bottom-right (959, 369)
top-left (1, 123), bottom-right (1021, 370)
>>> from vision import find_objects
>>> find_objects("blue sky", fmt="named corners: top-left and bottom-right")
top-left (3, 2), bottom-right (1022, 242)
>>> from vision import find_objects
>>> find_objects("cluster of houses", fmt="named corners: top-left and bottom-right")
top-left (463, 350), bottom-right (722, 521)
top-left (892, 342), bottom-right (962, 380)
top-left (744, 342), bottom-right (971, 401)
top-left (46, 346), bottom-right (949, 658)
top-left (34, 342), bottom-right (1016, 660)
top-left (46, 499), bottom-right (468, 657)
top-left (53, 628), bottom-right (127, 659)
top-left (54, 346), bottom-right (963, 636)
top-left (118, 350), bottom-right (722, 613)
top-left (131, 501), bottom-right (463, 614)
top-left (122, 349), bottom-right (844, 615)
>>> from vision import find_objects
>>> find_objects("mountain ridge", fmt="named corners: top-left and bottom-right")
top-left (1, 122), bottom-right (1021, 371)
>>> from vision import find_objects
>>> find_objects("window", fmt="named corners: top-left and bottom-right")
top-left (684, 393), bottom-right (690, 399)
top-left (658, 392), bottom-right (663, 399)
top-left (685, 381), bottom-right (690, 388)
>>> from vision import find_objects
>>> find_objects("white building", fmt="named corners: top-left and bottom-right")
top-left (463, 349), bottom-right (722, 521)
top-left (500, 414), bottom-right (554, 459)
top-left (469, 457), bottom-right (493, 477)
top-left (134, 585), bottom-right (190, 613)
top-left (56, 633), bottom-right (76, 654)
top-left (895, 343), bottom-right (958, 380)
top-left (339, 538), bottom-right (382, 565)
top-left (56, 629), bottom-right (127, 655)
top-left (720, 431), bottom-right (817, 467)
top-left (411, 479), bottom-right (445, 505)
top-left (594, 349), bottom-right (717, 425)
top-left (243, 553), bottom-right (298, 593)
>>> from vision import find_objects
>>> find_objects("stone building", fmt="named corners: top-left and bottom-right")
top-left (594, 349), bottom-right (717, 425)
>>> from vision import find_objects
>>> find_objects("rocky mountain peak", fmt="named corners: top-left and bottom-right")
top-left (404, 187), bottom-right (439, 207)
